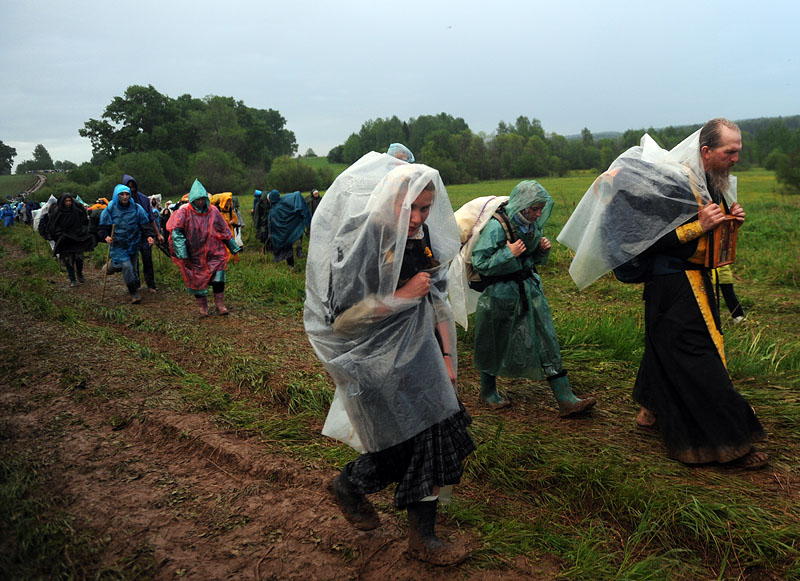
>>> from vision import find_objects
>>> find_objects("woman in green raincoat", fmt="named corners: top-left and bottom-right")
top-left (471, 180), bottom-right (597, 416)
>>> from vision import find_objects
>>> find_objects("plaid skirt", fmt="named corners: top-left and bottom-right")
top-left (344, 403), bottom-right (475, 508)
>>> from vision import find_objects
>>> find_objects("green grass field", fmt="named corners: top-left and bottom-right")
top-left (1, 168), bottom-right (799, 579)
top-left (0, 174), bottom-right (39, 198)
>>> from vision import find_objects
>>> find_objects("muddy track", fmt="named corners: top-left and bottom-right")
top-left (0, 241), bottom-right (562, 579)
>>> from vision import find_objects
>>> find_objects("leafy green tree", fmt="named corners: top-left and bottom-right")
top-left (341, 134), bottom-right (363, 164)
top-left (315, 166), bottom-right (335, 189)
top-left (14, 144), bottom-right (54, 173)
top-left (187, 148), bottom-right (247, 194)
top-left (80, 85), bottom-right (296, 173)
top-left (54, 160), bottom-right (78, 171)
top-left (34, 145), bottom-right (54, 170)
top-left (764, 148), bottom-right (787, 171)
top-left (0, 140), bottom-right (16, 175)
top-left (304, 148), bottom-right (317, 157)
top-left (581, 127), bottom-right (594, 147)
top-left (327, 144), bottom-right (344, 163)
top-left (514, 116), bottom-right (545, 140)
top-left (190, 96), bottom-right (246, 154)
top-left (774, 129), bottom-right (800, 194)
top-left (266, 156), bottom-right (319, 192)
top-left (69, 162), bottom-right (101, 186)
top-left (458, 134), bottom-right (489, 181)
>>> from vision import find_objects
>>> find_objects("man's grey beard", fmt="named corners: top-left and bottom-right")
top-left (708, 168), bottom-right (730, 195)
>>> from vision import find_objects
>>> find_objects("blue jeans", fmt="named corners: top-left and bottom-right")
top-left (110, 255), bottom-right (140, 293)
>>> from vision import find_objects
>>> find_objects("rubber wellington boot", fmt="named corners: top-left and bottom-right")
top-left (406, 500), bottom-right (468, 566)
top-left (213, 293), bottom-right (229, 315)
top-left (480, 372), bottom-right (510, 409)
top-left (548, 374), bottom-right (596, 418)
top-left (196, 296), bottom-right (209, 317)
top-left (329, 473), bottom-right (380, 531)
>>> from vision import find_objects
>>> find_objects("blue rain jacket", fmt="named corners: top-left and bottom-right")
top-left (99, 185), bottom-right (152, 262)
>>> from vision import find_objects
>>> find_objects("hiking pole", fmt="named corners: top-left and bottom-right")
top-left (101, 224), bottom-right (115, 302)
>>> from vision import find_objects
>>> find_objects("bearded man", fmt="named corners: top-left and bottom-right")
top-left (558, 118), bottom-right (767, 469)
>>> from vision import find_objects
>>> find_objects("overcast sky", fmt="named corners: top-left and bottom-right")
top-left (2, 0), bottom-right (798, 170)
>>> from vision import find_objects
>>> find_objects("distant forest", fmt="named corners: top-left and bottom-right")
top-left (3, 83), bottom-right (799, 195)
top-left (327, 114), bottom-right (800, 185)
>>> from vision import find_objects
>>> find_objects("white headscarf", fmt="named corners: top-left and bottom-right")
top-left (304, 153), bottom-right (461, 452)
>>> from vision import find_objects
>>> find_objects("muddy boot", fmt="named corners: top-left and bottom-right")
top-left (406, 500), bottom-right (467, 566)
top-left (126, 282), bottom-right (141, 304)
top-left (196, 296), bottom-right (209, 317)
top-left (76, 260), bottom-right (85, 283)
top-left (480, 372), bottom-right (510, 409)
top-left (329, 473), bottom-right (380, 531)
top-left (214, 293), bottom-right (229, 316)
top-left (548, 373), bottom-right (596, 418)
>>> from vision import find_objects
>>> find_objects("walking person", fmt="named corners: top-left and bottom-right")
top-left (470, 181), bottom-right (597, 415)
top-left (123, 174), bottom-right (163, 292)
top-left (166, 180), bottom-right (240, 316)
top-left (305, 153), bottom-right (474, 565)
top-left (558, 118), bottom-right (766, 469)
top-left (47, 193), bottom-right (96, 286)
top-left (98, 184), bottom-right (155, 304)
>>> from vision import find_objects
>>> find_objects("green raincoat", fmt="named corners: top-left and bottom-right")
top-left (472, 181), bottom-right (563, 379)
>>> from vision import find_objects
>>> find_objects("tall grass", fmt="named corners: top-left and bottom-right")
top-left (2, 169), bottom-right (800, 578)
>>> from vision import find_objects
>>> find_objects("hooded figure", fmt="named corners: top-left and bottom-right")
top-left (25, 200), bottom-right (39, 224)
top-left (268, 191), bottom-right (311, 267)
top-left (1, 204), bottom-right (14, 227)
top-left (122, 173), bottom-right (160, 291)
top-left (304, 153), bottom-right (474, 565)
top-left (471, 180), bottom-right (597, 416)
top-left (253, 189), bottom-right (275, 249)
top-left (210, 192), bottom-right (240, 261)
top-left (98, 184), bottom-right (155, 303)
top-left (167, 179), bottom-right (240, 316)
top-left (47, 193), bottom-right (96, 286)
top-left (387, 143), bottom-right (415, 163)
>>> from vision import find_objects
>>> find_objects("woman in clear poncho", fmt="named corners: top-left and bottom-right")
top-left (304, 153), bottom-right (474, 565)
top-left (472, 180), bottom-right (597, 416)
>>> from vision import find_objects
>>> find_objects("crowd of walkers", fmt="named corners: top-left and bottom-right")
top-left (10, 172), bottom-right (314, 312)
top-left (3, 126), bottom-right (765, 566)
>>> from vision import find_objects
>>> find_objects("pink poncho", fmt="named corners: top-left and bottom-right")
top-left (167, 203), bottom-right (232, 291)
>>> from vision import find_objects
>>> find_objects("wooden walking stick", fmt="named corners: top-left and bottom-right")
top-left (101, 224), bottom-right (115, 302)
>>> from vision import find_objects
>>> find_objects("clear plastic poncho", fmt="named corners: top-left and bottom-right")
top-left (32, 195), bottom-right (57, 232)
top-left (304, 153), bottom-right (461, 453)
top-left (557, 129), bottom-right (737, 289)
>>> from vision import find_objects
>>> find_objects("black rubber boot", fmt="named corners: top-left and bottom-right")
top-left (329, 473), bottom-right (380, 531)
top-left (406, 500), bottom-right (467, 566)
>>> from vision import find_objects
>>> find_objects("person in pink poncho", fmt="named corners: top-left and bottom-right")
top-left (167, 179), bottom-right (241, 316)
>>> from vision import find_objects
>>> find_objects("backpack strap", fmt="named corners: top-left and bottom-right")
top-left (491, 204), bottom-right (516, 243)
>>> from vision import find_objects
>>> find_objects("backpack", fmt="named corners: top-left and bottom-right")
top-left (612, 254), bottom-right (653, 284)
top-left (463, 204), bottom-right (516, 291)
top-left (88, 208), bottom-right (104, 244)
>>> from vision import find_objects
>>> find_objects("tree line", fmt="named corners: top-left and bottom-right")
top-left (327, 113), bottom-right (800, 192)
top-left (3, 86), bottom-right (800, 195)
top-left (3, 85), bottom-right (334, 199)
